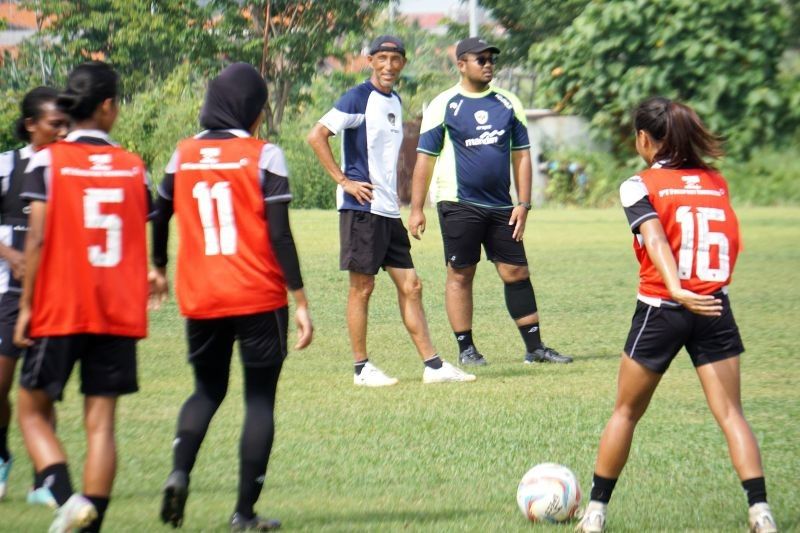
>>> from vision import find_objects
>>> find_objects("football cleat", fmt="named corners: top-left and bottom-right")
top-left (354, 362), bottom-right (398, 387)
top-left (423, 361), bottom-right (476, 384)
top-left (749, 502), bottom-right (778, 533)
top-left (161, 470), bottom-right (189, 528)
top-left (525, 345), bottom-right (573, 364)
top-left (230, 512), bottom-right (281, 531)
top-left (458, 345), bottom-right (488, 366)
top-left (28, 485), bottom-right (58, 508)
top-left (49, 493), bottom-right (97, 533)
top-left (574, 501), bottom-right (606, 533)
top-left (0, 455), bottom-right (11, 500)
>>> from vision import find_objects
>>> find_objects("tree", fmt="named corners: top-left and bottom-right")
top-left (210, 0), bottom-right (389, 134)
top-left (532, 0), bottom-right (795, 158)
top-left (478, 0), bottom-right (588, 65)
top-left (24, 0), bottom-right (218, 94)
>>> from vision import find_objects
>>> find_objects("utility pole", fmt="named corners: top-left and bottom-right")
top-left (469, 0), bottom-right (478, 37)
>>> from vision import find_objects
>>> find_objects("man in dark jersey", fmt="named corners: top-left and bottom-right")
top-left (409, 37), bottom-right (571, 366)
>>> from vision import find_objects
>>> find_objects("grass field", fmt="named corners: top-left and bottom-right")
top-left (2, 207), bottom-right (798, 532)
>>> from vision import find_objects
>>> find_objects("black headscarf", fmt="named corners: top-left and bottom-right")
top-left (199, 63), bottom-right (267, 131)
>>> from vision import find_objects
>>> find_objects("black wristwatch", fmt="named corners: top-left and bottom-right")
top-left (516, 201), bottom-right (532, 211)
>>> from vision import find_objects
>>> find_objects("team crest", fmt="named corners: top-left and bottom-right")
top-left (681, 175), bottom-right (701, 190)
top-left (88, 154), bottom-right (112, 171)
top-left (387, 113), bottom-right (396, 126)
top-left (200, 147), bottom-right (221, 164)
top-left (474, 110), bottom-right (489, 125)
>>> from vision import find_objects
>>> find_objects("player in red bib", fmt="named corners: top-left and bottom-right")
top-left (0, 86), bottom-right (67, 505)
top-left (149, 63), bottom-right (312, 531)
top-left (13, 62), bottom-right (158, 533)
top-left (576, 98), bottom-right (777, 533)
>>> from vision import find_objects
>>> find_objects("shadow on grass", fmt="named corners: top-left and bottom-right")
top-left (298, 507), bottom-right (493, 528)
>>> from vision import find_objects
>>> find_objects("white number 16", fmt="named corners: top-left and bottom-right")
top-left (675, 205), bottom-right (730, 282)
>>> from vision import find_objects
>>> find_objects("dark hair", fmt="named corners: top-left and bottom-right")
top-left (15, 86), bottom-right (60, 142)
top-left (57, 61), bottom-right (118, 121)
top-left (633, 97), bottom-right (722, 169)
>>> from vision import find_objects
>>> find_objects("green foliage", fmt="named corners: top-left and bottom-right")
top-left (25, 0), bottom-right (218, 95)
top-left (532, 0), bottom-right (796, 158)
top-left (540, 149), bottom-right (631, 207)
top-left (0, 88), bottom-right (23, 150)
top-left (210, 0), bottom-right (389, 134)
top-left (479, 0), bottom-right (589, 65)
top-left (113, 63), bottom-right (204, 179)
top-left (0, 40), bottom-right (72, 91)
top-left (720, 142), bottom-right (800, 205)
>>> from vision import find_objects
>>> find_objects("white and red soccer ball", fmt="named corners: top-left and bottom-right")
top-left (517, 463), bottom-right (582, 523)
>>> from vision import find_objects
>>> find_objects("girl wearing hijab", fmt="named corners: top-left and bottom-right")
top-left (150, 62), bottom-right (312, 531)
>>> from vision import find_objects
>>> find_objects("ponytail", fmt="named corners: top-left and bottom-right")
top-left (633, 97), bottom-right (722, 169)
top-left (15, 86), bottom-right (59, 142)
top-left (58, 61), bottom-right (118, 121)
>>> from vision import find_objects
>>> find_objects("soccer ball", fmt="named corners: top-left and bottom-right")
top-left (516, 463), bottom-right (582, 523)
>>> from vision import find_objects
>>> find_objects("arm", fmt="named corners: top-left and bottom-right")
top-left (508, 148), bottom-right (532, 241)
top-left (265, 201), bottom-right (312, 350)
top-left (13, 200), bottom-right (45, 347)
top-left (147, 174), bottom-right (174, 310)
top-left (638, 218), bottom-right (722, 316)
top-left (408, 153), bottom-right (437, 240)
top-left (306, 123), bottom-right (373, 205)
top-left (0, 243), bottom-right (24, 280)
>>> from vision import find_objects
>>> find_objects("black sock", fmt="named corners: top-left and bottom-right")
top-left (742, 477), bottom-right (767, 506)
top-left (518, 322), bottom-right (543, 352)
top-left (37, 463), bottom-right (73, 506)
top-left (454, 330), bottom-right (474, 353)
top-left (354, 359), bottom-right (368, 375)
top-left (0, 425), bottom-right (9, 462)
top-left (173, 431), bottom-right (206, 474)
top-left (423, 355), bottom-right (443, 369)
top-left (236, 366), bottom-right (281, 521)
top-left (589, 473), bottom-right (617, 504)
top-left (79, 495), bottom-right (109, 533)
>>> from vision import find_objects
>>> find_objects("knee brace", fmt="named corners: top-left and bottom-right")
top-left (504, 278), bottom-right (538, 319)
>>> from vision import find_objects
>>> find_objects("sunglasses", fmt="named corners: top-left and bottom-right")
top-left (469, 55), bottom-right (497, 66)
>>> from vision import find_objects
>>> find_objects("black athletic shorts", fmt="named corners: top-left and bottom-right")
top-left (623, 292), bottom-right (744, 374)
top-left (339, 209), bottom-right (414, 275)
top-left (0, 292), bottom-right (23, 359)
top-left (19, 334), bottom-right (138, 401)
top-left (436, 201), bottom-right (527, 268)
top-left (186, 307), bottom-right (288, 369)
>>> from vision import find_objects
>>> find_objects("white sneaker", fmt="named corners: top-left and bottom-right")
top-left (422, 361), bottom-right (476, 384)
top-left (749, 503), bottom-right (778, 533)
top-left (354, 362), bottom-right (398, 387)
top-left (575, 501), bottom-right (606, 533)
top-left (49, 493), bottom-right (98, 533)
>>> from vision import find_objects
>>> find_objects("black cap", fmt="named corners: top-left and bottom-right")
top-left (369, 35), bottom-right (406, 57)
top-left (455, 37), bottom-right (500, 58)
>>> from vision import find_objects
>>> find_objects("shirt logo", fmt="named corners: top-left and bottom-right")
top-left (465, 129), bottom-right (506, 147)
top-left (681, 175), bottom-right (701, 190)
top-left (387, 113), bottom-right (396, 126)
top-left (494, 93), bottom-right (513, 110)
top-left (448, 99), bottom-right (464, 116)
top-left (474, 110), bottom-right (489, 125)
top-left (88, 154), bottom-right (112, 171)
top-left (199, 147), bottom-right (221, 164)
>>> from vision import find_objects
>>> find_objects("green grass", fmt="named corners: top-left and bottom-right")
top-left (2, 207), bottom-right (799, 532)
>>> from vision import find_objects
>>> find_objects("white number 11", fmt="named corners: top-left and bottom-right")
top-left (193, 181), bottom-right (237, 256)
top-left (675, 205), bottom-right (730, 282)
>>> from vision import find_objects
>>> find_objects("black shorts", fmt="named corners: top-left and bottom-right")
top-left (19, 334), bottom-right (138, 401)
top-left (623, 293), bottom-right (744, 374)
top-left (339, 210), bottom-right (414, 275)
top-left (187, 307), bottom-right (288, 369)
top-left (0, 291), bottom-right (23, 359)
top-left (436, 201), bottom-right (527, 268)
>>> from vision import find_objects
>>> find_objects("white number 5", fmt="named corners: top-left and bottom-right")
top-left (84, 188), bottom-right (124, 268)
top-left (675, 205), bottom-right (730, 282)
